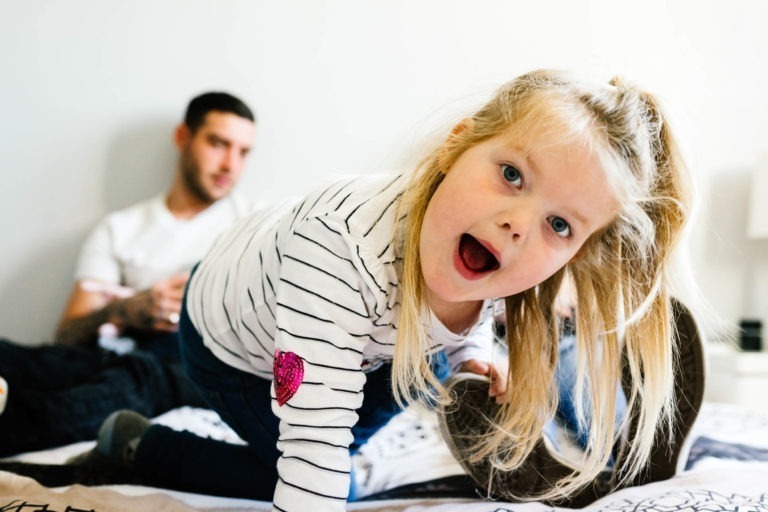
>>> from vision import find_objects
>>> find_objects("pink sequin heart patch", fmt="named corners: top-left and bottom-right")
top-left (273, 349), bottom-right (304, 406)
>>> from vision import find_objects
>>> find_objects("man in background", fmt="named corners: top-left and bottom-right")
top-left (0, 92), bottom-right (256, 456)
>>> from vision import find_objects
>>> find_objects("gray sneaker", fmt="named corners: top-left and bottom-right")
top-left (96, 409), bottom-right (151, 467)
top-left (67, 409), bottom-right (151, 469)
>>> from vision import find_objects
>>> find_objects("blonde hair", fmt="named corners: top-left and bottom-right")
top-left (393, 69), bottom-right (691, 499)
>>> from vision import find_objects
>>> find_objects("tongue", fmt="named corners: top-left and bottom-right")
top-left (460, 234), bottom-right (495, 272)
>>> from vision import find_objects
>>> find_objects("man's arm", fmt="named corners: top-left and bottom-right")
top-left (55, 274), bottom-right (189, 346)
top-left (55, 283), bottom-right (117, 346)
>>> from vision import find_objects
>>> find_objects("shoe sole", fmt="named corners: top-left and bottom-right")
top-left (438, 298), bottom-right (706, 502)
top-left (438, 373), bottom-right (585, 503)
top-left (621, 298), bottom-right (706, 486)
top-left (438, 373), bottom-right (494, 473)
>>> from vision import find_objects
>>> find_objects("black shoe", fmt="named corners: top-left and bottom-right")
top-left (438, 298), bottom-right (705, 505)
top-left (91, 409), bottom-right (151, 468)
top-left (0, 410), bottom-right (154, 488)
top-left (438, 373), bottom-right (607, 506)
top-left (617, 297), bottom-right (706, 486)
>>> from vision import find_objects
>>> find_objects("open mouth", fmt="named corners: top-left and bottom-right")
top-left (458, 234), bottom-right (500, 274)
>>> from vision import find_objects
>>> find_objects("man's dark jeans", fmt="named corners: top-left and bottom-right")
top-left (0, 335), bottom-right (203, 456)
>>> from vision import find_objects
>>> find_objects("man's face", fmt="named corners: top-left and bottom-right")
top-left (177, 111), bottom-right (255, 204)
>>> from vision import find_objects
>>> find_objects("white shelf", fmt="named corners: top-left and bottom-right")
top-left (705, 343), bottom-right (768, 412)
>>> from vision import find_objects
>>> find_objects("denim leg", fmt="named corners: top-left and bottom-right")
top-left (351, 351), bottom-right (449, 454)
top-left (348, 351), bottom-right (450, 501)
top-left (134, 304), bottom-right (280, 500)
top-left (136, 356), bottom-right (405, 501)
top-left (553, 335), bottom-right (627, 453)
top-left (134, 303), bottom-right (453, 500)
top-left (0, 340), bottom-right (177, 456)
top-left (350, 362), bottom-right (398, 455)
top-left (0, 339), bottom-right (103, 390)
top-left (128, 330), bottom-right (208, 408)
top-left (0, 340), bottom-right (101, 455)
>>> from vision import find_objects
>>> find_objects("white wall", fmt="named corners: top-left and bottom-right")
top-left (2, 0), bottom-right (768, 344)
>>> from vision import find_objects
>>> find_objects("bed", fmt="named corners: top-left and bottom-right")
top-left (2, 400), bottom-right (768, 511)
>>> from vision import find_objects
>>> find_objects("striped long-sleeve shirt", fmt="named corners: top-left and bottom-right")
top-left (186, 173), bottom-right (494, 511)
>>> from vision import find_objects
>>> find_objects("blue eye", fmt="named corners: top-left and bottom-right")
top-left (501, 164), bottom-right (522, 187)
top-left (549, 217), bottom-right (571, 238)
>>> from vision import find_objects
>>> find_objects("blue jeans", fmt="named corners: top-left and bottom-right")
top-left (133, 301), bottom-right (450, 500)
top-left (0, 334), bottom-right (202, 456)
top-left (551, 335), bottom-right (627, 454)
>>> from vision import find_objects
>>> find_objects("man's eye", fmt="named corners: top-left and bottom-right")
top-left (501, 164), bottom-right (522, 187)
top-left (549, 217), bottom-right (571, 238)
top-left (208, 137), bottom-right (226, 148)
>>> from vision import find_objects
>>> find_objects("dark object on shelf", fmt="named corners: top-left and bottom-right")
top-left (739, 319), bottom-right (763, 351)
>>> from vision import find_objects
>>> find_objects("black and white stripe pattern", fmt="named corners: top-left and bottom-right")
top-left (186, 173), bottom-right (494, 511)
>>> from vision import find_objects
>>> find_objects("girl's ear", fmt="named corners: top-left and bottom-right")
top-left (438, 118), bottom-right (474, 171)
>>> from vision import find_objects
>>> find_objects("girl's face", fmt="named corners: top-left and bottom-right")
top-left (420, 126), bottom-right (617, 307)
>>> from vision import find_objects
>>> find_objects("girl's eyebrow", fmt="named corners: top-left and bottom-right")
top-left (523, 151), bottom-right (592, 231)
top-left (569, 209), bottom-right (589, 230)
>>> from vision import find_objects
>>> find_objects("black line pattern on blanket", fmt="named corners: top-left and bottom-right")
top-left (488, 489), bottom-right (768, 512)
top-left (0, 500), bottom-right (95, 512)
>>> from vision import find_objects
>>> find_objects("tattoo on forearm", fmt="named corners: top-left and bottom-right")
top-left (120, 292), bottom-right (155, 328)
top-left (55, 308), bottom-right (111, 346)
top-left (55, 289), bottom-right (160, 346)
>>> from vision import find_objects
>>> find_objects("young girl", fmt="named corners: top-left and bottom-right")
top-left (79, 69), bottom-right (692, 508)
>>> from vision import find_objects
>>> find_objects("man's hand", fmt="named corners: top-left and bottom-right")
top-left (56, 273), bottom-right (189, 346)
top-left (459, 358), bottom-right (509, 403)
top-left (113, 273), bottom-right (188, 332)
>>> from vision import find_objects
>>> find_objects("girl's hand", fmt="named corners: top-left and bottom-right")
top-left (459, 359), bottom-right (508, 403)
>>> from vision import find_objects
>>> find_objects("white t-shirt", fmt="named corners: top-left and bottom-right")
top-left (75, 194), bottom-right (253, 291)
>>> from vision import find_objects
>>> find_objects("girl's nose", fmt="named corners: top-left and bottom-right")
top-left (498, 204), bottom-right (534, 242)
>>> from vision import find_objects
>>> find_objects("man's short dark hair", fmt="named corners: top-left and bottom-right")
top-left (184, 92), bottom-right (255, 133)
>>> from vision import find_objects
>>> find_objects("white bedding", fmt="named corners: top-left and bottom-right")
top-left (5, 401), bottom-right (768, 511)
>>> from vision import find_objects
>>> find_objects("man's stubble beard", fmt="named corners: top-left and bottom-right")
top-left (180, 150), bottom-right (218, 205)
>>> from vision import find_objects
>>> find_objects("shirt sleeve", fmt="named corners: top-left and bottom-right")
top-left (74, 217), bottom-right (121, 285)
top-left (270, 216), bottom-right (373, 512)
